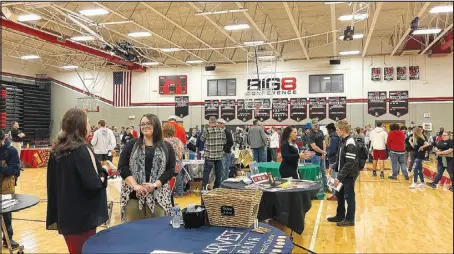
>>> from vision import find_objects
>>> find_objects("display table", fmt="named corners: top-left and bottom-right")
top-left (20, 147), bottom-right (51, 168)
top-left (257, 162), bottom-right (324, 200)
top-left (82, 216), bottom-right (293, 253)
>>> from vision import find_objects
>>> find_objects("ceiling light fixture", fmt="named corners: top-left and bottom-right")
top-left (196, 8), bottom-right (248, 16)
top-left (186, 60), bottom-right (204, 64)
top-left (79, 8), bottom-right (109, 16)
top-left (339, 50), bottom-right (360, 55)
top-left (17, 14), bottom-right (41, 22)
top-left (142, 62), bottom-right (160, 66)
top-left (127, 31), bottom-right (152, 37)
top-left (244, 41), bottom-right (264, 46)
top-left (325, 2), bottom-right (345, 4)
top-left (257, 55), bottom-right (276, 60)
top-left (338, 13), bottom-right (368, 21)
top-left (224, 24), bottom-right (250, 31)
top-left (70, 35), bottom-right (95, 41)
top-left (323, 77), bottom-right (331, 80)
top-left (160, 48), bottom-right (182, 52)
top-left (430, 5), bottom-right (453, 14)
top-left (412, 28), bottom-right (442, 35)
top-left (20, 55), bottom-right (40, 60)
top-left (338, 33), bottom-right (364, 40)
top-left (61, 65), bottom-right (79, 69)
top-left (95, 20), bottom-right (134, 26)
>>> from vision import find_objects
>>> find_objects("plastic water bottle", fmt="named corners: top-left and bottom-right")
top-left (172, 205), bottom-right (181, 228)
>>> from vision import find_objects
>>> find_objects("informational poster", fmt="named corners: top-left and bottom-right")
top-left (220, 99), bottom-right (236, 122)
top-left (397, 66), bottom-right (407, 80)
top-left (254, 98), bottom-right (271, 122)
top-left (289, 98), bottom-right (307, 122)
top-left (409, 66), bottom-right (419, 80)
top-left (328, 97), bottom-right (347, 121)
top-left (368, 91), bottom-right (387, 117)
top-left (389, 91), bottom-right (408, 117)
top-left (371, 67), bottom-right (382, 81)
top-left (237, 99), bottom-right (253, 122)
top-left (204, 100), bottom-right (219, 120)
top-left (159, 75), bottom-right (187, 94)
top-left (384, 67), bottom-right (394, 81)
top-left (271, 98), bottom-right (289, 122)
top-left (308, 97), bottom-right (327, 121)
top-left (174, 96), bottom-right (189, 118)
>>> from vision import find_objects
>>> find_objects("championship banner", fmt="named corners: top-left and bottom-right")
top-left (389, 91), bottom-right (408, 117)
top-left (328, 97), bottom-right (347, 121)
top-left (254, 99), bottom-right (271, 122)
top-left (384, 67), bottom-right (394, 81)
top-left (220, 99), bottom-right (236, 122)
top-left (409, 66), bottom-right (419, 80)
top-left (159, 75), bottom-right (187, 95)
top-left (204, 100), bottom-right (220, 120)
top-left (371, 67), bottom-right (381, 81)
top-left (174, 96), bottom-right (189, 118)
top-left (289, 98), bottom-right (307, 122)
top-left (271, 98), bottom-right (289, 122)
top-left (397, 67), bottom-right (407, 80)
top-left (308, 97), bottom-right (327, 121)
top-left (368, 91), bottom-right (387, 117)
top-left (237, 99), bottom-right (253, 122)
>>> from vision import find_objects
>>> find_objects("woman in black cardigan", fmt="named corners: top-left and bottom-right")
top-left (279, 126), bottom-right (313, 179)
top-left (46, 108), bottom-right (108, 254)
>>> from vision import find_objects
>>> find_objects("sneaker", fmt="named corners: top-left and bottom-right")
top-left (327, 216), bottom-right (344, 222)
top-left (410, 183), bottom-right (419, 189)
top-left (404, 176), bottom-right (410, 180)
top-left (327, 195), bottom-right (337, 201)
top-left (426, 182), bottom-right (437, 189)
top-left (373, 170), bottom-right (377, 177)
top-left (388, 176), bottom-right (397, 180)
top-left (380, 172), bottom-right (384, 179)
top-left (418, 183), bottom-right (426, 188)
top-left (337, 220), bottom-right (355, 227)
top-left (2, 239), bottom-right (20, 249)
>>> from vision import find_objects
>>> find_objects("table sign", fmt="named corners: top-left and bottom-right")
top-left (251, 173), bottom-right (269, 184)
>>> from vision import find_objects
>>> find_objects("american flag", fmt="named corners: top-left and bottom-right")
top-left (113, 71), bottom-right (131, 107)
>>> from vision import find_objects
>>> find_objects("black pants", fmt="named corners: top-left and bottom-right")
top-left (335, 177), bottom-right (356, 221)
top-left (2, 212), bottom-right (13, 241)
top-left (202, 159), bottom-right (223, 189)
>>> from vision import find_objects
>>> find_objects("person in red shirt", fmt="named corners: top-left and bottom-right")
top-left (166, 115), bottom-right (187, 145)
top-left (130, 126), bottom-right (139, 139)
top-left (387, 123), bottom-right (409, 180)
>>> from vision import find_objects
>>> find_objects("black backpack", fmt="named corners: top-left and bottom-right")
top-left (355, 138), bottom-right (368, 169)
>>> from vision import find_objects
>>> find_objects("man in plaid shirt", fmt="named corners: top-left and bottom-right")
top-left (201, 116), bottom-right (226, 189)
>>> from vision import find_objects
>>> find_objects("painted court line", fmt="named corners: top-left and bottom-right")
top-left (309, 199), bottom-right (324, 251)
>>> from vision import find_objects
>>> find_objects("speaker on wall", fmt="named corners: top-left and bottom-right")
top-left (205, 65), bottom-right (216, 71)
top-left (330, 59), bottom-right (341, 65)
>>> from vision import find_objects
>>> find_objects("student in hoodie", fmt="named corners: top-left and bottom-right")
top-left (0, 129), bottom-right (21, 249)
top-left (387, 123), bottom-right (410, 180)
top-left (91, 120), bottom-right (116, 164)
top-left (326, 123), bottom-right (341, 201)
top-left (369, 122), bottom-right (388, 179)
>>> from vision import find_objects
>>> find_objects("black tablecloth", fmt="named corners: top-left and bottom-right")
top-left (221, 181), bottom-right (320, 234)
top-left (0, 194), bottom-right (40, 214)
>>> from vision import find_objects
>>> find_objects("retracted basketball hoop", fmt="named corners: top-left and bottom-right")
top-left (77, 96), bottom-right (100, 112)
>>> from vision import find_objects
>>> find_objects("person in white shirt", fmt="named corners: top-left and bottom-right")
top-left (269, 127), bottom-right (280, 162)
top-left (91, 120), bottom-right (116, 165)
top-left (369, 122), bottom-right (388, 179)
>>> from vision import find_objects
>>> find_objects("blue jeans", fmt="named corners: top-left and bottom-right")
top-left (390, 151), bottom-right (409, 177)
top-left (2, 212), bottom-right (13, 241)
top-left (330, 170), bottom-right (338, 195)
top-left (335, 177), bottom-right (356, 221)
top-left (312, 155), bottom-right (327, 190)
top-left (433, 159), bottom-right (446, 184)
top-left (252, 147), bottom-right (267, 162)
top-left (203, 159), bottom-right (223, 189)
top-left (175, 171), bottom-right (184, 196)
top-left (413, 158), bottom-right (424, 183)
top-left (222, 152), bottom-right (234, 181)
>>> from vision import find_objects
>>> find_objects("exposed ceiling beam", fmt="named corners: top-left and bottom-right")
top-left (139, 2), bottom-right (236, 64)
top-left (420, 24), bottom-right (453, 54)
top-left (330, 4), bottom-right (337, 56)
top-left (350, 2), bottom-right (357, 29)
top-left (390, 2), bottom-right (430, 56)
top-left (362, 2), bottom-right (383, 57)
top-left (282, 2), bottom-right (310, 60)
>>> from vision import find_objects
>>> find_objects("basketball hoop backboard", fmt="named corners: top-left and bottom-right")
top-left (77, 96), bottom-right (100, 112)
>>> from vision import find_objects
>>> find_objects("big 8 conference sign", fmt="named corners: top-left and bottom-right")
top-left (246, 77), bottom-right (297, 96)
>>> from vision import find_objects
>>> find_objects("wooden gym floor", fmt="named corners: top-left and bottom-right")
top-left (4, 160), bottom-right (453, 253)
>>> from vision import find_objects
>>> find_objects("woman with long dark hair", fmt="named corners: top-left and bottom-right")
top-left (46, 108), bottom-right (108, 254)
top-left (118, 114), bottom-right (176, 222)
top-left (279, 126), bottom-right (313, 179)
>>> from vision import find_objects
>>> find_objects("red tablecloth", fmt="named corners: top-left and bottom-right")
top-left (20, 148), bottom-right (51, 168)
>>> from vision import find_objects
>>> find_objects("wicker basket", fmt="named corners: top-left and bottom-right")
top-left (202, 188), bottom-right (263, 228)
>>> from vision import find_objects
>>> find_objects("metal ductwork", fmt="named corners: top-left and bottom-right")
top-left (1, 18), bottom-right (146, 72)
top-left (430, 31), bottom-right (453, 56)
top-left (401, 35), bottom-right (424, 55)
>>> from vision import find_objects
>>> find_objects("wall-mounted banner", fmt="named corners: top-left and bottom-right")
top-left (204, 100), bottom-right (219, 120)
top-left (397, 67), bottom-right (407, 80)
top-left (272, 98), bottom-right (289, 122)
top-left (254, 98), bottom-right (271, 122)
top-left (328, 97), bottom-right (347, 121)
top-left (220, 99), bottom-right (236, 122)
top-left (237, 99), bottom-right (253, 122)
top-left (371, 67), bottom-right (381, 81)
top-left (389, 91), bottom-right (408, 117)
top-left (409, 66), bottom-right (419, 80)
top-left (289, 98), bottom-right (307, 122)
top-left (384, 67), bottom-right (394, 81)
top-left (246, 77), bottom-right (297, 96)
top-left (309, 97), bottom-right (327, 121)
top-left (174, 96), bottom-right (189, 118)
top-left (159, 75), bottom-right (187, 95)
top-left (368, 91), bottom-right (387, 117)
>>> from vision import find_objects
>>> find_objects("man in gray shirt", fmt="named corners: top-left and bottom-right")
top-left (247, 120), bottom-right (268, 162)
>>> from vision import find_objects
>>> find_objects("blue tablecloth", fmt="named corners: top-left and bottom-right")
top-left (82, 216), bottom-right (293, 253)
